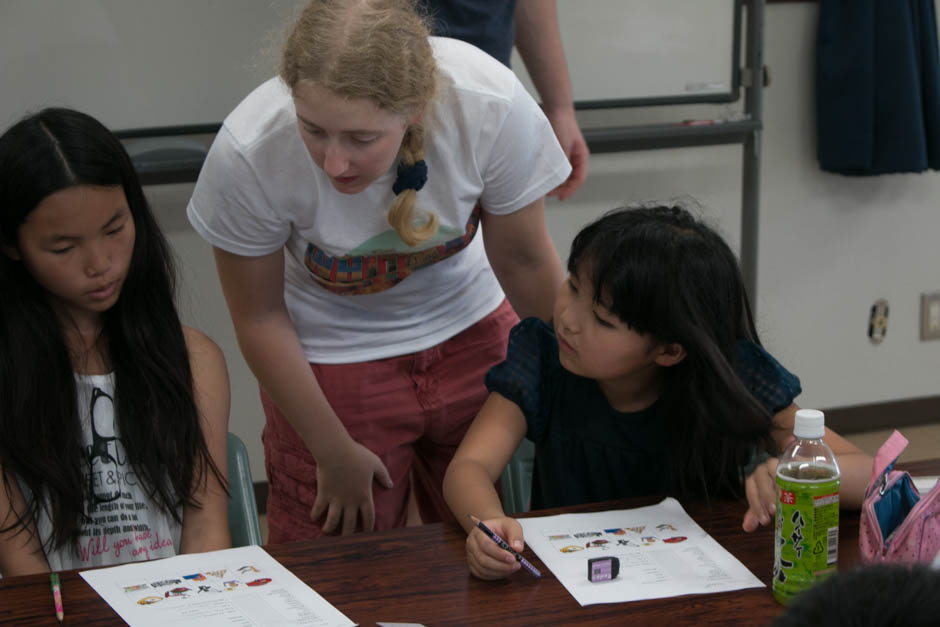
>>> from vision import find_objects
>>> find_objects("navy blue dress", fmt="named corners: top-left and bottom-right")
top-left (485, 318), bottom-right (802, 509)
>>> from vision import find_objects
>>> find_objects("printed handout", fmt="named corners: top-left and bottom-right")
top-left (517, 497), bottom-right (764, 606)
top-left (80, 544), bottom-right (354, 626)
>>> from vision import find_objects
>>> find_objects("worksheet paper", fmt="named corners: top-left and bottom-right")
top-left (518, 497), bottom-right (764, 606)
top-left (913, 475), bottom-right (939, 494)
top-left (79, 545), bottom-right (354, 626)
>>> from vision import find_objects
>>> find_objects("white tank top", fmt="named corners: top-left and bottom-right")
top-left (18, 373), bottom-right (182, 570)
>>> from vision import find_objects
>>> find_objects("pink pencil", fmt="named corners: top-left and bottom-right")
top-left (50, 572), bottom-right (64, 622)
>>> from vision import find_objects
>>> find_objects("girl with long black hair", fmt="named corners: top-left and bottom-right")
top-left (0, 108), bottom-right (231, 575)
top-left (444, 202), bottom-right (873, 580)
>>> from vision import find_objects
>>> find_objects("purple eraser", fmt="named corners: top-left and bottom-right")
top-left (587, 556), bottom-right (620, 582)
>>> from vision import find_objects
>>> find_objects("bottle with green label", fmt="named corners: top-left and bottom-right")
top-left (772, 409), bottom-right (840, 605)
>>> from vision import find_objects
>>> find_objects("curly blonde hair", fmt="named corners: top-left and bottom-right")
top-left (281, 0), bottom-right (438, 246)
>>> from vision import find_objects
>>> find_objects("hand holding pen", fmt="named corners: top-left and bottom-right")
top-left (467, 514), bottom-right (541, 579)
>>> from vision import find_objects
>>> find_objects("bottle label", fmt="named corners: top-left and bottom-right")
top-left (772, 474), bottom-right (840, 605)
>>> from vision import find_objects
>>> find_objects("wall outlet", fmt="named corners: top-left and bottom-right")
top-left (920, 292), bottom-right (940, 341)
top-left (868, 299), bottom-right (889, 344)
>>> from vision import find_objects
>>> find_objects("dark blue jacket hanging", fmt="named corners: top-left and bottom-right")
top-left (816, 0), bottom-right (940, 175)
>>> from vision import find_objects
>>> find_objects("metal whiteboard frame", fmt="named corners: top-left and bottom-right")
top-left (575, 0), bottom-right (764, 307)
top-left (574, 0), bottom-right (744, 110)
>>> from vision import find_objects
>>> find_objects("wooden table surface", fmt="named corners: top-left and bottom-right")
top-left (2, 458), bottom-right (937, 626)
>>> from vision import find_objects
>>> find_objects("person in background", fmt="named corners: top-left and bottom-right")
top-left (0, 108), bottom-right (231, 576)
top-left (443, 202), bottom-right (872, 579)
top-left (187, 0), bottom-right (569, 542)
top-left (420, 0), bottom-right (589, 199)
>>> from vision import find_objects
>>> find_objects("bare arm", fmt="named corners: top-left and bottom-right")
top-left (514, 0), bottom-right (589, 200)
top-left (482, 197), bottom-right (563, 321)
top-left (443, 392), bottom-right (529, 579)
top-left (212, 247), bottom-right (391, 536)
top-left (742, 403), bottom-right (873, 532)
top-left (0, 474), bottom-right (50, 576)
top-left (179, 327), bottom-right (232, 553)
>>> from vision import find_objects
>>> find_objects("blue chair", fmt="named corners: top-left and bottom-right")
top-left (227, 432), bottom-right (263, 546)
top-left (500, 439), bottom-right (535, 515)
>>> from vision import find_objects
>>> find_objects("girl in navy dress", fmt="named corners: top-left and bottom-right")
top-left (444, 203), bottom-right (872, 580)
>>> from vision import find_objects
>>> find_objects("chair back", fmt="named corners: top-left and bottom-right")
top-left (500, 439), bottom-right (535, 515)
top-left (227, 432), bottom-right (263, 546)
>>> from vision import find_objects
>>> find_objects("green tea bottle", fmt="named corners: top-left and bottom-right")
top-left (772, 409), bottom-right (840, 605)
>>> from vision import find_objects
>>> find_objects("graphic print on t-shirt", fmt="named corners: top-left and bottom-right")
top-left (79, 385), bottom-right (176, 565)
top-left (88, 387), bottom-right (121, 504)
top-left (303, 204), bottom-right (481, 295)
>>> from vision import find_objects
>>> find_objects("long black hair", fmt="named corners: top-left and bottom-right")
top-left (0, 108), bottom-right (225, 554)
top-left (568, 203), bottom-right (776, 499)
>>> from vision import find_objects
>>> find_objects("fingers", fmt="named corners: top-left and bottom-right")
top-left (742, 509), bottom-right (760, 533)
top-left (361, 499), bottom-right (376, 533)
top-left (373, 458), bottom-right (394, 490)
top-left (547, 141), bottom-right (589, 200)
top-left (312, 496), bottom-right (375, 536)
top-left (466, 531), bottom-right (520, 580)
top-left (320, 502), bottom-right (342, 535)
top-left (548, 179), bottom-right (574, 200)
top-left (503, 519), bottom-right (526, 554)
top-left (565, 142), bottom-right (589, 194)
top-left (354, 487), bottom-right (376, 535)
top-left (544, 108), bottom-right (589, 201)
top-left (310, 442), bottom-right (394, 536)
top-left (742, 459), bottom-right (778, 532)
top-left (341, 505), bottom-right (359, 536)
top-left (310, 494), bottom-right (328, 526)
top-left (743, 472), bottom-right (760, 532)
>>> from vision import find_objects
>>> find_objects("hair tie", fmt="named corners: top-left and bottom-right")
top-left (392, 159), bottom-right (428, 195)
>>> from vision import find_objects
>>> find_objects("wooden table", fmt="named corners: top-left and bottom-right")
top-left (2, 459), bottom-right (937, 625)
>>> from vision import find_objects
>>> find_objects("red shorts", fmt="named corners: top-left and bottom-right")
top-left (262, 300), bottom-right (518, 543)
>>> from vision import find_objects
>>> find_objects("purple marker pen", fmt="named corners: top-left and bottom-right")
top-left (468, 515), bottom-right (542, 578)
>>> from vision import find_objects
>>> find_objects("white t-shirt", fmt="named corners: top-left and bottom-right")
top-left (18, 374), bottom-right (182, 571)
top-left (188, 37), bottom-right (571, 364)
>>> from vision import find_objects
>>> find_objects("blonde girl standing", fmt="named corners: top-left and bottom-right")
top-left (187, 0), bottom-right (570, 541)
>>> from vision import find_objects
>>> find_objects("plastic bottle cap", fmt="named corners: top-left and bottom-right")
top-left (793, 409), bottom-right (825, 439)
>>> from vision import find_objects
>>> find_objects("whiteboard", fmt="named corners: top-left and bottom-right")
top-left (1, 0), bottom-right (739, 134)
top-left (512, 0), bottom-right (740, 108)
top-left (0, 0), bottom-right (307, 132)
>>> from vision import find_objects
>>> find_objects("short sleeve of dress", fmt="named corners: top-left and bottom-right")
top-left (735, 340), bottom-right (802, 414)
top-left (484, 318), bottom-right (559, 444)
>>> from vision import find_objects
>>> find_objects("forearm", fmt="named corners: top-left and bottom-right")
top-left (492, 253), bottom-right (562, 321)
top-left (772, 407), bottom-right (873, 509)
top-left (836, 452), bottom-right (874, 509)
top-left (444, 458), bottom-right (507, 533)
top-left (179, 511), bottom-right (230, 554)
top-left (180, 328), bottom-right (231, 552)
top-left (234, 315), bottom-right (354, 464)
top-left (0, 476), bottom-right (51, 576)
top-left (514, 0), bottom-right (573, 113)
top-left (483, 199), bottom-right (563, 321)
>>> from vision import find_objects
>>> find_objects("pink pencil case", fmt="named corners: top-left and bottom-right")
top-left (858, 430), bottom-right (940, 563)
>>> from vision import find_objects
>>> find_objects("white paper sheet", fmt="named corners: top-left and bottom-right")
top-left (912, 475), bottom-right (939, 494)
top-left (518, 497), bottom-right (764, 606)
top-left (79, 545), bottom-right (354, 626)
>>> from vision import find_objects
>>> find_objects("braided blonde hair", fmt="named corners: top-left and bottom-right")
top-left (281, 0), bottom-right (439, 246)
